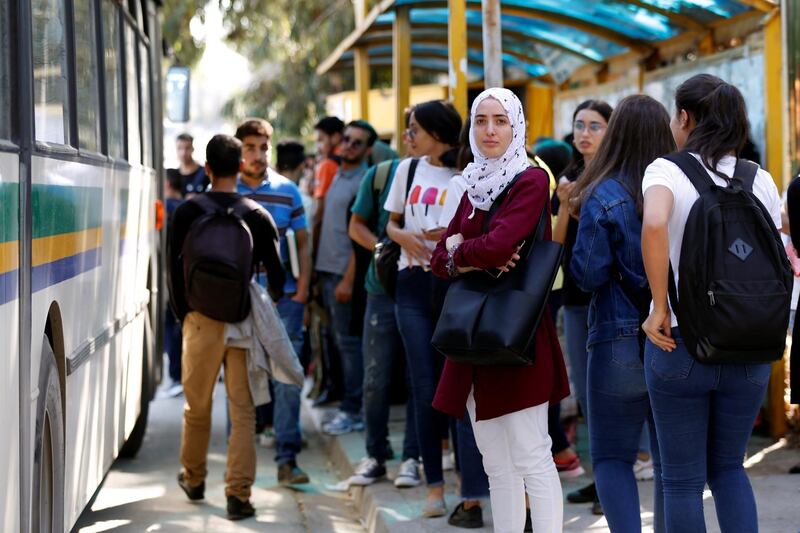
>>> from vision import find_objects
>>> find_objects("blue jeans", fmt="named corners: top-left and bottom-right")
top-left (165, 306), bottom-right (182, 383)
top-left (319, 272), bottom-right (363, 415)
top-left (362, 292), bottom-right (419, 462)
top-left (588, 338), bottom-right (664, 533)
top-left (455, 416), bottom-right (490, 499)
top-left (273, 296), bottom-right (305, 465)
top-left (563, 305), bottom-right (590, 419)
top-left (395, 268), bottom-right (450, 487)
top-left (645, 329), bottom-right (769, 533)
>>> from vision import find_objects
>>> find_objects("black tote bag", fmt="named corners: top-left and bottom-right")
top-left (431, 185), bottom-right (563, 366)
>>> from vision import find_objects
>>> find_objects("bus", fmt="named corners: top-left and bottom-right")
top-left (1, 0), bottom-right (163, 530)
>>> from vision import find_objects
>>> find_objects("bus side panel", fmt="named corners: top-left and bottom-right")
top-left (0, 152), bottom-right (21, 532)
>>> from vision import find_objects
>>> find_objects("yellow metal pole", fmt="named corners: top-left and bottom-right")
top-left (448, 0), bottom-right (468, 118)
top-left (394, 6), bottom-right (411, 156)
top-left (355, 48), bottom-right (370, 121)
top-left (526, 82), bottom-right (554, 143)
top-left (764, 9), bottom-right (788, 440)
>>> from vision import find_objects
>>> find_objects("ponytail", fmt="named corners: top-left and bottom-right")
top-left (675, 74), bottom-right (749, 179)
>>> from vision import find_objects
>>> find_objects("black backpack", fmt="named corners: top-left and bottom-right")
top-left (664, 152), bottom-right (792, 364)
top-left (182, 194), bottom-right (261, 323)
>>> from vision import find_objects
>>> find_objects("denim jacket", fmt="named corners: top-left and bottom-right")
top-left (569, 177), bottom-right (649, 348)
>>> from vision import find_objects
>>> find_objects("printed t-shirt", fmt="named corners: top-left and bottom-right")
top-left (642, 153), bottom-right (782, 327)
top-left (384, 156), bottom-right (455, 270)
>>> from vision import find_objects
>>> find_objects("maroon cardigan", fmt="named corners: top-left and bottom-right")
top-left (430, 167), bottom-right (570, 421)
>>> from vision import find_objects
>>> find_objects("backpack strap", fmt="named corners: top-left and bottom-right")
top-left (189, 193), bottom-right (223, 214)
top-left (405, 158), bottom-right (419, 199)
top-left (732, 159), bottom-right (759, 193)
top-left (372, 159), bottom-right (396, 196)
top-left (664, 152), bottom-right (716, 195)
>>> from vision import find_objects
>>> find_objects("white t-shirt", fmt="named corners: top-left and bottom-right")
top-left (438, 174), bottom-right (468, 229)
top-left (641, 153), bottom-right (782, 326)
top-left (384, 156), bottom-right (456, 270)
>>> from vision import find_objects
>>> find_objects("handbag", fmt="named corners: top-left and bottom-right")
top-left (431, 174), bottom-right (563, 366)
top-left (374, 158), bottom-right (419, 299)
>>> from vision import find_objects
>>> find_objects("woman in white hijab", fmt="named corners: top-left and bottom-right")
top-left (430, 88), bottom-right (569, 533)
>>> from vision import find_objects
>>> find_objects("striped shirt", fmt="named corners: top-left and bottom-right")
top-left (238, 169), bottom-right (307, 294)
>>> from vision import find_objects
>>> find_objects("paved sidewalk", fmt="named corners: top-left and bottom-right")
top-left (308, 399), bottom-right (800, 533)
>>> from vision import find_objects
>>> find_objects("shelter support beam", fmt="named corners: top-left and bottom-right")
top-left (764, 9), bottom-right (787, 439)
top-left (526, 82), bottom-right (553, 143)
top-left (448, 0), bottom-right (468, 117)
top-left (394, 6), bottom-right (411, 155)
top-left (355, 48), bottom-right (370, 120)
top-left (481, 0), bottom-right (503, 88)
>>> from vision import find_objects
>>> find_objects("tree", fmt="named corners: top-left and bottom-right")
top-left (161, 0), bottom-right (207, 68)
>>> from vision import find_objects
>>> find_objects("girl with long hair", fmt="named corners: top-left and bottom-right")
top-left (569, 94), bottom-right (676, 532)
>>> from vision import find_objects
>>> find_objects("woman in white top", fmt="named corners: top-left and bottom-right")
top-left (384, 100), bottom-right (475, 519)
top-left (641, 74), bottom-right (782, 532)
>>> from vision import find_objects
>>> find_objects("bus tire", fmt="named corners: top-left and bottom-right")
top-left (119, 319), bottom-right (152, 459)
top-left (32, 335), bottom-right (65, 533)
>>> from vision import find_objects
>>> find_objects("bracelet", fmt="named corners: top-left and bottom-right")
top-left (446, 243), bottom-right (460, 277)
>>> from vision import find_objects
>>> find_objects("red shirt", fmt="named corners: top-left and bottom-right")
top-left (430, 167), bottom-right (570, 421)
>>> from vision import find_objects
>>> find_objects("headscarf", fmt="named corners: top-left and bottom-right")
top-left (462, 88), bottom-right (529, 214)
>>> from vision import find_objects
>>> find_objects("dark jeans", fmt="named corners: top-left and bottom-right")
top-left (362, 292), bottom-right (419, 462)
top-left (645, 329), bottom-right (769, 533)
top-left (395, 268), bottom-right (450, 487)
top-left (589, 338), bottom-right (663, 533)
top-left (455, 416), bottom-right (490, 500)
top-left (165, 305), bottom-right (182, 383)
top-left (548, 402), bottom-right (571, 454)
top-left (319, 272), bottom-right (363, 415)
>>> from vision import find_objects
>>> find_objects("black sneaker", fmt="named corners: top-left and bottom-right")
top-left (226, 495), bottom-right (255, 520)
top-left (447, 502), bottom-right (483, 528)
top-left (177, 472), bottom-right (204, 501)
top-left (592, 497), bottom-right (604, 516)
top-left (278, 461), bottom-right (310, 486)
top-left (349, 457), bottom-right (386, 486)
top-left (567, 482), bottom-right (597, 504)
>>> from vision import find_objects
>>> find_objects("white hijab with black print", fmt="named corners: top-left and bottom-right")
top-left (462, 87), bottom-right (529, 215)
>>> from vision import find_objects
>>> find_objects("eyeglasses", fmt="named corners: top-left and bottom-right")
top-left (574, 121), bottom-right (606, 133)
top-left (404, 128), bottom-right (417, 140)
top-left (342, 136), bottom-right (365, 149)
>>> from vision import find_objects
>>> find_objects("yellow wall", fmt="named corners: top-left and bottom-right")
top-left (325, 84), bottom-right (448, 138)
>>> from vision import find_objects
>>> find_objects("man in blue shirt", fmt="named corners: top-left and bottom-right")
top-left (235, 118), bottom-right (311, 486)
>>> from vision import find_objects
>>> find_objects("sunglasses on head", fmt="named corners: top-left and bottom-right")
top-left (342, 136), bottom-right (365, 149)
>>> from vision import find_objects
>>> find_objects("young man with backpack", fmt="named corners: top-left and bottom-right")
top-left (167, 134), bottom-right (285, 521)
top-left (235, 118), bottom-right (312, 486)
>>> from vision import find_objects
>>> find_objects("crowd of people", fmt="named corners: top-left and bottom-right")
top-left (164, 73), bottom-right (797, 531)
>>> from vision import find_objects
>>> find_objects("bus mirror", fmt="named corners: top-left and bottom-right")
top-left (166, 66), bottom-right (191, 123)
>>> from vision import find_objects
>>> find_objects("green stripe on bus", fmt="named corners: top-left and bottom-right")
top-left (0, 183), bottom-right (19, 244)
top-left (32, 185), bottom-right (103, 238)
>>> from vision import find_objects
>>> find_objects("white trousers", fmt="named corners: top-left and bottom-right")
top-left (467, 391), bottom-right (563, 533)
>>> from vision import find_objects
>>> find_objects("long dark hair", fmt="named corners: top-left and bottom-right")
top-left (412, 100), bottom-right (463, 168)
top-left (562, 99), bottom-right (614, 180)
top-left (675, 73), bottom-right (749, 179)
top-left (456, 117), bottom-right (473, 171)
top-left (570, 95), bottom-right (676, 216)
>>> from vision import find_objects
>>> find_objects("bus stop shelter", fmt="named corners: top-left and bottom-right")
top-left (317, 0), bottom-right (792, 437)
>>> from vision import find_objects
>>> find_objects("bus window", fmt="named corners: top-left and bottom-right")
top-left (74, 0), bottom-right (101, 152)
top-left (124, 24), bottom-right (141, 164)
top-left (32, 0), bottom-right (69, 144)
top-left (0, 2), bottom-right (9, 139)
top-left (102, 0), bottom-right (124, 158)
top-left (139, 43), bottom-right (152, 167)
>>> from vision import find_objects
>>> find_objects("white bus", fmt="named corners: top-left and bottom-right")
top-left (1, 0), bottom-right (164, 530)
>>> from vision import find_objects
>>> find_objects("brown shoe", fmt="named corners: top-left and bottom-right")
top-left (226, 496), bottom-right (255, 520)
top-left (177, 472), bottom-right (204, 501)
top-left (278, 462), bottom-right (310, 485)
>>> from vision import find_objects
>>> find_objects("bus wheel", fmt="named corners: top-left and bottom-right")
top-left (32, 335), bottom-right (65, 533)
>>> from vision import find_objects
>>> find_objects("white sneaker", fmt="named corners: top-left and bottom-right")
top-left (349, 457), bottom-right (386, 486)
top-left (634, 457), bottom-right (654, 481)
top-left (257, 428), bottom-right (276, 448)
top-left (442, 451), bottom-right (455, 471)
top-left (157, 382), bottom-right (183, 399)
top-left (394, 458), bottom-right (422, 488)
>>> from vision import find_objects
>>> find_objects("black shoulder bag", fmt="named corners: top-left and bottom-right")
top-left (431, 172), bottom-right (564, 366)
top-left (374, 158), bottom-right (419, 299)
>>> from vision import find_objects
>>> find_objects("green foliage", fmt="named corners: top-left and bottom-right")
top-left (161, 0), bottom-right (207, 67)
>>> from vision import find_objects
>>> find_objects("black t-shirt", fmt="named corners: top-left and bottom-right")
top-left (167, 166), bottom-right (210, 196)
top-left (551, 172), bottom-right (592, 307)
top-left (167, 192), bottom-right (286, 320)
